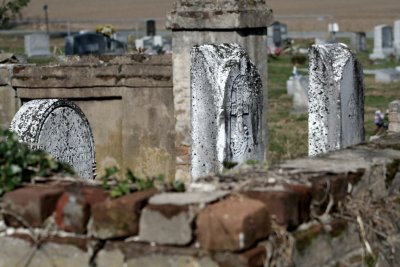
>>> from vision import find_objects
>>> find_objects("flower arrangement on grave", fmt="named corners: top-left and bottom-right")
top-left (95, 24), bottom-right (116, 38)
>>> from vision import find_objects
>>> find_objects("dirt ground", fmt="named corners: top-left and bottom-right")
top-left (21, 0), bottom-right (400, 32)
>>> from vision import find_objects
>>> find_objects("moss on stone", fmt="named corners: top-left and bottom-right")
top-left (293, 224), bottom-right (323, 252)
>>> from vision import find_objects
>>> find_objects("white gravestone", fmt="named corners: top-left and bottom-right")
top-left (370, 25), bottom-right (394, 60)
top-left (24, 34), bottom-right (52, 57)
top-left (289, 75), bottom-right (309, 115)
top-left (191, 43), bottom-right (264, 180)
top-left (394, 20), bottom-right (400, 57)
top-left (308, 43), bottom-right (364, 156)
top-left (10, 99), bottom-right (96, 179)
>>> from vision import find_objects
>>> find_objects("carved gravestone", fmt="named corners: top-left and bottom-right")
top-left (191, 43), bottom-right (264, 180)
top-left (10, 99), bottom-right (96, 179)
top-left (308, 43), bottom-right (364, 156)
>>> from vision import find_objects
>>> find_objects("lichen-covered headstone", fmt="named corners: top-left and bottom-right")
top-left (191, 43), bottom-right (264, 180)
top-left (10, 99), bottom-right (96, 179)
top-left (308, 43), bottom-right (364, 156)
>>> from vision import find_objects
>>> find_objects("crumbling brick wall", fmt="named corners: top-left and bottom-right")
top-left (0, 133), bottom-right (399, 267)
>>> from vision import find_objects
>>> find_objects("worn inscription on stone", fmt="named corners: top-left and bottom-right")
top-left (191, 43), bottom-right (264, 180)
top-left (10, 99), bottom-right (96, 179)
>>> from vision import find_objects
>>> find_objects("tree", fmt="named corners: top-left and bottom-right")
top-left (0, 0), bottom-right (30, 28)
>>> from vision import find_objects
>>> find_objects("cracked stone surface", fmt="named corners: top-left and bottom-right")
top-left (10, 99), bottom-right (96, 179)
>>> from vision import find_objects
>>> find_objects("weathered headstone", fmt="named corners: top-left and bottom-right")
top-left (167, 0), bottom-right (272, 181)
top-left (191, 44), bottom-right (264, 180)
top-left (370, 25), bottom-right (394, 60)
top-left (24, 34), bottom-right (52, 57)
top-left (308, 43), bottom-right (364, 156)
top-left (10, 99), bottom-right (96, 179)
top-left (394, 20), bottom-right (400, 57)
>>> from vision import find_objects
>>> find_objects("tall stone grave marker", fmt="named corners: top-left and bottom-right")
top-left (309, 43), bottom-right (364, 156)
top-left (24, 34), bottom-right (52, 57)
top-left (167, 0), bottom-right (272, 181)
top-left (370, 25), bottom-right (394, 59)
top-left (10, 99), bottom-right (96, 179)
top-left (389, 100), bottom-right (400, 133)
top-left (191, 44), bottom-right (264, 180)
top-left (394, 20), bottom-right (400, 58)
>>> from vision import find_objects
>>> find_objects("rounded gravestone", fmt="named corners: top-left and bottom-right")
top-left (10, 99), bottom-right (96, 179)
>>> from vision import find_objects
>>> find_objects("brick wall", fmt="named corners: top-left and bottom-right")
top-left (1, 133), bottom-right (399, 267)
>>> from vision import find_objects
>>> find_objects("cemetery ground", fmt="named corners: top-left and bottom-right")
top-left (0, 35), bottom-right (399, 165)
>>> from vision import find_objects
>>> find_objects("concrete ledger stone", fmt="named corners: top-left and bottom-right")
top-left (90, 189), bottom-right (156, 239)
top-left (196, 196), bottom-right (270, 251)
top-left (3, 186), bottom-right (64, 227)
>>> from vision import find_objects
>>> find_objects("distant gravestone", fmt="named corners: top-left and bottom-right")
top-left (288, 75), bottom-right (309, 115)
top-left (308, 43), bottom-right (364, 156)
top-left (191, 43), bottom-right (264, 180)
top-left (24, 34), bottom-right (51, 57)
top-left (389, 100), bottom-right (400, 133)
top-left (146, 20), bottom-right (156, 36)
top-left (351, 32), bottom-right (367, 52)
top-left (10, 99), bottom-right (96, 179)
top-left (370, 25), bottom-right (394, 59)
top-left (394, 20), bottom-right (400, 57)
top-left (65, 33), bottom-right (106, 55)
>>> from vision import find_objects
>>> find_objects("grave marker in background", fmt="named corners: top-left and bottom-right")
top-left (10, 99), bottom-right (96, 179)
top-left (308, 43), bottom-right (364, 156)
top-left (24, 34), bottom-right (51, 57)
top-left (370, 25), bottom-right (394, 59)
top-left (394, 20), bottom-right (400, 58)
top-left (288, 75), bottom-right (309, 115)
top-left (191, 44), bottom-right (264, 180)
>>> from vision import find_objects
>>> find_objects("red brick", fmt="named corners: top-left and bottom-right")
top-left (196, 196), bottom-right (270, 252)
top-left (284, 183), bottom-right (312, 224)
top-left (90, 189), bottom-right (157, 239)
top-left (214, 245), bottom-right (267, 267)
top-left (241, 187), bottom-right (299, 228)
top-left (55, 186), bottom-right (108, 233)
top-left (3, 186), bottom-right (64, 227)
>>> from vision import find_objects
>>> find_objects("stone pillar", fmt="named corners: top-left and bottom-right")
top-left (191, 44), bottom-right (264, 180)
top-left (167, 0), bottom-right (273, 181)
top-left (308, 43), bottom-right (364, 156)
top-left (389, 100), bottom-right (400, 133)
